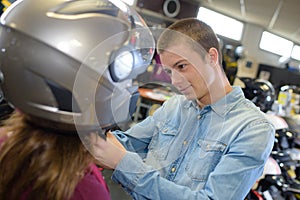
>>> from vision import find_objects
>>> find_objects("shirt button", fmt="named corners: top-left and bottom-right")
top-left (197, 115), bottom-right (201, 120)
top-left (171, 167), bottom-right (176, 173)
top-left (183, 140), bottom-right (188, 145)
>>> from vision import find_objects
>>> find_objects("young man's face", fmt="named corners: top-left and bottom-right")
top-left (159, 44), bottom-right (215, 101)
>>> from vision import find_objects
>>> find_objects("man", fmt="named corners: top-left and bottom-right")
top-left (0, 0), bottom-right (154, 199)
top-left (93, 18), bottom-right (275, 199)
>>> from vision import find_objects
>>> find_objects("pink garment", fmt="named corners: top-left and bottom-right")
top-left (71, 164), bottom-right (111, 200)
top-left (0, 137), bottom-right (5, 146)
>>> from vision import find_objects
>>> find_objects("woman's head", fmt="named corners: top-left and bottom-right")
top-left (0, 111), bottom-right (94, 200)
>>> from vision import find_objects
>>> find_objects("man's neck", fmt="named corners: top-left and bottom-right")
top-left (197, 84), bottom-right (233, 108)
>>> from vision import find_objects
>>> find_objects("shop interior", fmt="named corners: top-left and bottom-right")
top-left (129, 0), bottom-right (300, 122)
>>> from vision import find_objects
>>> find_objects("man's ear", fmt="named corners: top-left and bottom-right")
top-left (208, 47), bottom-right (219, 66)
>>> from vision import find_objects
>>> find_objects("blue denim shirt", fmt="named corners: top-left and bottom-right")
top-left (111, 86), bottom-right (275, 200)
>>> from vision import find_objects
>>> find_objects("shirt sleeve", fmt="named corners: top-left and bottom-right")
top-left (112, 96), bottom-right (178, 158)
top-left (112, 116), bottom-right (156, 157)
top-left (111, 120), bottom-right (275, 200)
top-left (203, 120), bottom-right (275, 199)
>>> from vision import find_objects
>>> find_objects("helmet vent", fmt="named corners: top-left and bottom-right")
top-left (46, 80), bottom-right (81, 113)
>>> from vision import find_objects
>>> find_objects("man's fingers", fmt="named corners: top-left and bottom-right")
top-left (106, 131), bottom-right (126, 150)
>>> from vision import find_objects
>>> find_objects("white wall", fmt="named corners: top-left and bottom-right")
top-left (241, 23), bottom-right (300, 69)
top-left (233, 22), bottom-right (300, 86)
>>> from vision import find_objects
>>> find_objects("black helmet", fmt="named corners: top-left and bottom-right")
top-left (0, 0), bottom-right (155, 133)
top-left (239, 77), bottom-right (275, 112)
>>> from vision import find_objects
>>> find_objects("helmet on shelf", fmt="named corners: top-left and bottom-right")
top-left (239, 77), bottom-right (275, 112)
top-left (0, 0), bottom-right (155, 133)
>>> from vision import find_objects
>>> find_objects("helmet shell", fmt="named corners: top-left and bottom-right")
top-left (0, 0), bottom-right (155, 131)
top-left (240, 77), bottom-right (275, 112)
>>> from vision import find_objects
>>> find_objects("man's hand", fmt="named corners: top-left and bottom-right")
top-left (91, 131), bottom-right (126, 169)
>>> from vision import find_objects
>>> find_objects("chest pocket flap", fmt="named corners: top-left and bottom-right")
top-left (148, 121), bottom-right (178, 160)
top-left (186, 139), bottom-right (226, 181)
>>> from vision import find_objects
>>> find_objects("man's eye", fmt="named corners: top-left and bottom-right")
top-left (177, 64), bottom-right (187, 70)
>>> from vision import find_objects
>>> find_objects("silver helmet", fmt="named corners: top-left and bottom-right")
top-left (0, 0), bottom-right (155, 132)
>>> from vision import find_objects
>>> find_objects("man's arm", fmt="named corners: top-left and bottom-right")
top-left (111, 96), bottom-right (179, 158)
top-left (110, 120), bottom-right (274, 200)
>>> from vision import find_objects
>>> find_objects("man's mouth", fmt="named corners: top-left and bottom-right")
top-left (179, 85), bottom-right (191, 93)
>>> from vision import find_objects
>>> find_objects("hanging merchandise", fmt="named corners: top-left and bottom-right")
top-left (0, 0), bottom-right (15, 15)
top-left (246, 114), bottom-right (300, 200)
top-left (222, 45), bottom-right (245, 85)
top-left (238, 77), bottom-right (275, 113)
top-left (278, 85), bottom-right (300, 116)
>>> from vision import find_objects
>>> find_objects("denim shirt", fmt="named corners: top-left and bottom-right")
top-left (111, 86), bottom-right (275, 200)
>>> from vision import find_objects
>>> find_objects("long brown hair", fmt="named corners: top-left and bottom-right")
top-left (0, 111), bottom-right (94, 200)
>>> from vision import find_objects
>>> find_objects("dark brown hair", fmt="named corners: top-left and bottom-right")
top-left (0, 112), bottom-right (94, 200)
top-left (157, 18), bottom-right (222, 65)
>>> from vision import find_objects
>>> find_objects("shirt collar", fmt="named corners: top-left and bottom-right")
top-left (183, 86), bottom-right (245, 117)
top-left (210, 86), bottom-right (244, 117)
top-left (183, 99), bottom-right (197, 109)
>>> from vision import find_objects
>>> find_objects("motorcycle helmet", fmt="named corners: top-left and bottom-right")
top-left (0, 0), bottom-right (155, 134)
top-left (239, 77), bottom-right (275, 112)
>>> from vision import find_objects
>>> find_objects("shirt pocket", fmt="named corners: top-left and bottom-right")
top-left (148, 122), bottom-right (178, 160)
top-left (186, 139), bottom-right (226, 182)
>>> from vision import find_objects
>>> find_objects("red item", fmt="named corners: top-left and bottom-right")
top-left (71, 164), bottom-right (111, 200)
